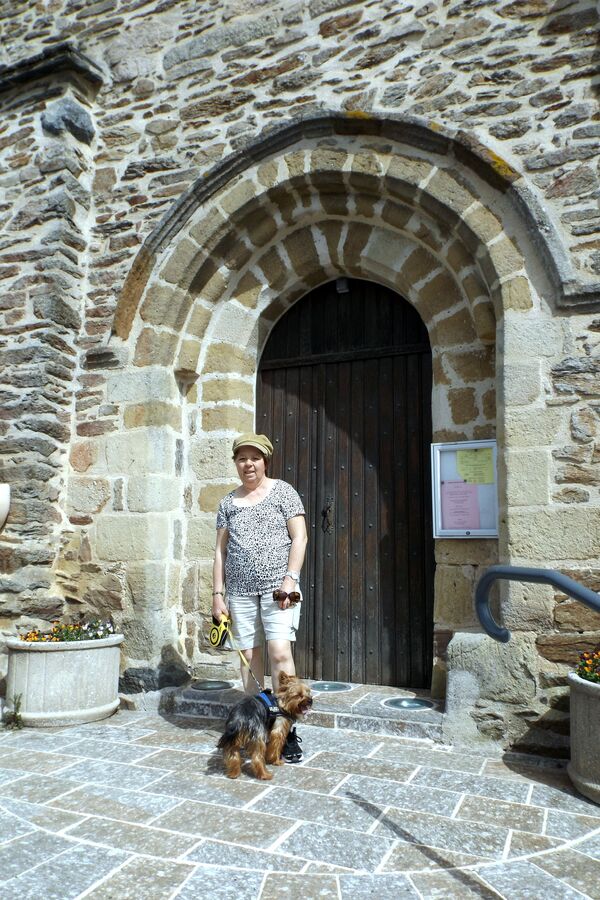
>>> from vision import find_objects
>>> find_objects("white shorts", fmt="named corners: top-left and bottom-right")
top-left (228, 591), bottom-right (302, 649)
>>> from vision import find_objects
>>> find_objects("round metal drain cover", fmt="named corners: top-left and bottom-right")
top-left (311, 681), bottom-right (353, 693)
top-left (190, 680), bottom-right (233, 691)
top-left (383, 697), bottom-right (435, 711)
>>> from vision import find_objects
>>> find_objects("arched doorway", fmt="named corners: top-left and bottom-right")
top-left (258, 278), bottom-right (435, 688)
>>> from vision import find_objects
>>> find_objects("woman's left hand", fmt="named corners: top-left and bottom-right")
top-left (276, 576), bottom-right (297, 609)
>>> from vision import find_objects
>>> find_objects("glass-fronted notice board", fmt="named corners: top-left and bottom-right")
top-left (431, 440), bottom-right (498, 538)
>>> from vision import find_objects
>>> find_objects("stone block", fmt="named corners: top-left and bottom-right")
top-left (283, 230), bottom-right (321, 278)
top-left (211, 303), bottom-right (258, 347)
top-left (385, 156), bottom-right (432, 202)
top-left (418, 271), bottom-right (463, 320)
top-left (187, 303), bottom-right (212, 338)
top-left (202, 406), bottom-right (253, 433)
top-left (425, 170), bottom-right (477, 218)
top-left (134, 328), bottom-right (178, 367)
top-left (503, 361), bottom-right (542, 406)
top-left (257, 248), bottom-right (288, 292)
top-left (554, 599), bottom-right (600, 632)
top-left (190, 436), bottom-right (237, 480)
top-left (366, 227), bottom-right (409, 273)
top-left (107, 368), bottom-right (178, 403)
top-left (446, 347), bottom-right (495, 383)
top-left (506, 449), bottom-right (550, 506)
top-left (434, 564), bottom-right (477, 627)
top-left (447, 631), bottom-right (538, 704)
top-left (204, 342), bottom-right (255, 376)
top-left (487, 237), bottom-right (525, 280)
top-left (448, 387), bottom-right (478, 425)
top-left (70, 441), bottom-right (98, 473)
top-left (504, 311), bottom-right (563, 358)
top-left (504, 407), bottom-right (566, 448)
top-left (233, 271), bottom-right (262, 309)
top-left (436, 540), bottom-right (499, 567)
top-left (220, 180), bottom-right (257, 215)
top-left (186, 516), bottom-right (218, 558)
top-left (400, 246), bottom-right (439, 287)
top-left (341, 223), bottom-right (373, 267)
top-left (202, 378), bottom-right (253, 405)
top-left (380, 199), bottom-right (413, 232)
top-left (507, 507), bottom-right (600, 560)
top-left (126, 562), bottom-right (167, 610)
top-left (67, 477), bottom-right (110, 515)
top-left (500, 275), bottom-right (533, 310)
top-left (460, 203), bottom-right (503, 243)
top-left (160, 238), bottom-right (205, 285)
top-left (140, 284), bottom-right (189, 330)
top-left (176, 340), bottom-right (202, 374)
top-left (308, 147), bottom-right (349, 174)
top-left (434, 308), bottom-right (478, 347)
top-left (96, 514), bottom-right (171, 560)
top-left (502, 580), bottom-right (554, 631)
top-left (471, 299), bottom-right (496, 343)
top-left (189, 207), bottom-right (227, 249)
top-left (128, 476), bottom-right (181, 512)
top-left (244, 211), bottom-right (278, 248)
top-left (461, 272), bottom-right (488, 306)
top-left (536, 634), bottom-right (599, 666)
top-left (199, 483), bottom-right (238, 513)
top-left (124, 402), bottom-right (181, 430)
top-left (106, 429), bottom-right (176, 475)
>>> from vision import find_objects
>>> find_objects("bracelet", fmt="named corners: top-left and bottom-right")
top-left (285, 571), bottom-right (300, 582)
top-left (212, 591), bottom-right (224, 596)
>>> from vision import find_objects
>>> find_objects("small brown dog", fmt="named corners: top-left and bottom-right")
top-left (217, 672), bottom-right (313, 780)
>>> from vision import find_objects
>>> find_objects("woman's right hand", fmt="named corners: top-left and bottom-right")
top-left (212, 597), bottom-right (229, 620)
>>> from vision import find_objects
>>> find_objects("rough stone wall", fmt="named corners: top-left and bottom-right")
top-left (0, 0), bottom-right (599, 749)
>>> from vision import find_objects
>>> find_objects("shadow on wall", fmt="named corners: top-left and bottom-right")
top-left (119, 643), bottom-right (191, 693)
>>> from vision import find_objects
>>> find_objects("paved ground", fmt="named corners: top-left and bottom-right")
top-left (1, 709), bottom-right (600, 899)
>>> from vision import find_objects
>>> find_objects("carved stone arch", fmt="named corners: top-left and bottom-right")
top-left (113, 112), bottom-right (598, 345)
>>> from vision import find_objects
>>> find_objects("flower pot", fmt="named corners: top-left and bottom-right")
top-left (567, 672), bottom-right (600, 805)
top-left (5, 634), bottom-right (124, 727)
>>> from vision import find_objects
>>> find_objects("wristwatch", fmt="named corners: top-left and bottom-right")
top-left (285, 570), bottom-right (300, 582)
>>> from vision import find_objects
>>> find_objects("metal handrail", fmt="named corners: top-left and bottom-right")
top-left (475, 565), bottom-right (600, 643)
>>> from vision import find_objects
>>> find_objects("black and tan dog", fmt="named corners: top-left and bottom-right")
top-left (218, 672), bottom-right (313, 780)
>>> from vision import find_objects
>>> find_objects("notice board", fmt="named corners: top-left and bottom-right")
top-left (431, 440), bottom-right (498, 538)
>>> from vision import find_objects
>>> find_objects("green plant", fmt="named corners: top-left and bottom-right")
top-left (575, 647), bottom-right (600, 684)
top-left (20, 619), bottom-right (115, 643)
top-left (2, 693), bottom-right (23, 730)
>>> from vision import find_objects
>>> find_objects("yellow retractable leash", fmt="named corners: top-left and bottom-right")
top-left (209, 613), bottom-right (263, 692)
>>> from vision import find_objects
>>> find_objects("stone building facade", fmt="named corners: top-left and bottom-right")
top-left (0, 0), bottom-right (599, 753)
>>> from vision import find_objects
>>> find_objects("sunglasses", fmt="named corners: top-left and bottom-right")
top-left (273, 590), bottom-right (301, 605)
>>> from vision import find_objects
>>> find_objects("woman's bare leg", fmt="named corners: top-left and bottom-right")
top-left (240, 646), bottom-right (264, 694)
top-left (267, 640), bottom-right (295, 693)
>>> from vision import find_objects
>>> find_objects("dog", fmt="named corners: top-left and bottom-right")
top-left (217, 671), bottom-right (313, 780)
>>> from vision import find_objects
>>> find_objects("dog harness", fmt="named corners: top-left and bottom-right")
top-left (256, 690), bottom-right (292, 724)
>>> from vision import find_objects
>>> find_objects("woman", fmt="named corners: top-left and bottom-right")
top-left (212, 432), bottom-right (308, 762)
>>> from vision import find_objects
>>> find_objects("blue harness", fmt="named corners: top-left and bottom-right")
top-left (256, 689), bottom-right (291, 724)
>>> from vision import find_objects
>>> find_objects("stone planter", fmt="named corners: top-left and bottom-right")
top-left (0, 483), bottom-right (9, 530)
top-left (567, 672), bottom-right (600, 805)
top-left (5, 634), bottom-right (124, 727)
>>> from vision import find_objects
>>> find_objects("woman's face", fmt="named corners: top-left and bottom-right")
top-left (234, 446), bottom-right (267, 485)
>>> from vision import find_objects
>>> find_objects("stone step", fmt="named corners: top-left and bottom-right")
top-left (171, 680), bottom-right (444, 742)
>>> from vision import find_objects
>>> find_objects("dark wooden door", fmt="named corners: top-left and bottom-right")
top-left (257, 279), bottom-right (434, 688)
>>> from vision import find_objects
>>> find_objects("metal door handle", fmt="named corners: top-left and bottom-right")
top-left (321, 498), bottom-right (334, 533)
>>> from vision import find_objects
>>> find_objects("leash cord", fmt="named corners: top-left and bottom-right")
top-left (224, 620), bottom-right (264, 692)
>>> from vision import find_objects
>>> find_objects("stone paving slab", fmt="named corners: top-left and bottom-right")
top-left (0, 709), bottom-right (599, 899)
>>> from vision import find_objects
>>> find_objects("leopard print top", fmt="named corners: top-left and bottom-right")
top-left (216, 479), bottom-right (305, 595)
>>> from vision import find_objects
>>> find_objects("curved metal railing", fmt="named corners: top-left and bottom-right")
top-left (475, 565), bottom-right (600, 643)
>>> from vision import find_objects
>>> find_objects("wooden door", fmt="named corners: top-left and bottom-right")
top-left (257, 279), bottom-right (434, 688)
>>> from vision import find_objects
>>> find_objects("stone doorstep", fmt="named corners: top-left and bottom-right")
top-left (169, 682), bottom-right (444, 742)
